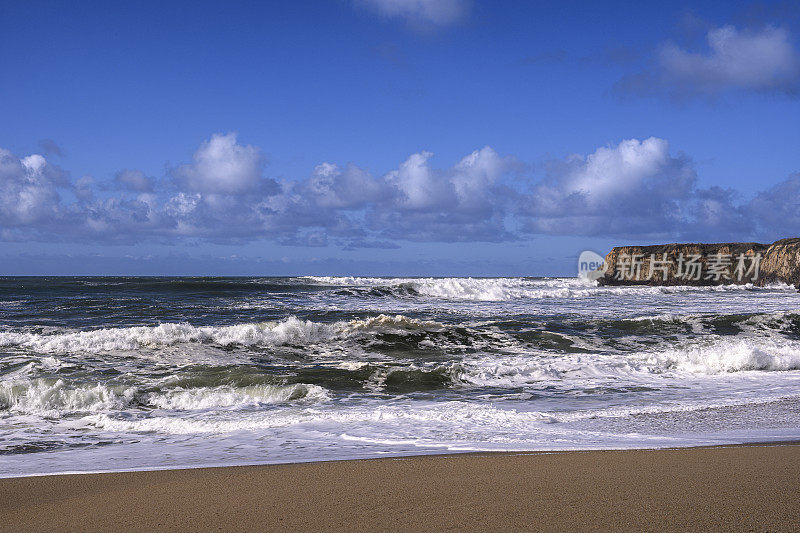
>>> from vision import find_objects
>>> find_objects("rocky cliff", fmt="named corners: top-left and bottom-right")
top-left (597, 238), bottom-right (800, 288)
top-left (757, 238), bottom-right (800, 287)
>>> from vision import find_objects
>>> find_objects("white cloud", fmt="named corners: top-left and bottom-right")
top-left (660, 26), bottom-right (800, 94)
top-left (450, 146), bottom-right (509, 212)
top-left (386, 151), bottom-right (450, 210)
top-left (0, 149), bottom-right (65, 227)
top-left (355, 0), bottom-right (467, 27)
top-left (560, 137), bottom-right (693, 202)
top-left (385, 146), bottom-right (512, 214)
top-left (527, 138), bottom-right (697, 236)
top-left (304, 162), bottom-right (387, 209)
top-left (173, 133), bottom-right (267, 194)
top-left (366, 147), bottom-right (515, 242)
top-left (621, 25), bottom-right (800, 98)
top-left (0, 135), bottom-right (794, 246)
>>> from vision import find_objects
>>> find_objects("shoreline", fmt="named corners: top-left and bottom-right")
top-left (3, 442), bottom-right (800, 531)
top-left (4, 437), bottom-right (800, 481)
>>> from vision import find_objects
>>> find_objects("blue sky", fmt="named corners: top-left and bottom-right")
top-left (1, 0), bottom-right (799, 275)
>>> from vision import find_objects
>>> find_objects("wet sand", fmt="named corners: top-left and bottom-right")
top-left (2, 444), bottom-right (799, 532)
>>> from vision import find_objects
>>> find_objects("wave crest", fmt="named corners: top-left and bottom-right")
top-left (0, 317), bottom-right (335, 354)
top-left (648, 339), bottom-right (800, 373)
top-left (0, 314), bottom-right (453, 355)
top-left (148, 383), bottom-right (329, 410)
top-left (0, 378), bottom-right (329, 415)
top-left (345, 314), bottom-right (446, 333)
top-left (305, 276), bottom-right (796, 301)
top-left (0, 379), bottom-right (135, 414)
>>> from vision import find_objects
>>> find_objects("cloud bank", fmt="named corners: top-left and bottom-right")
top-left (0, 134), bottom-right (797, 247)
top-left (620, 25), bottom-right (800, 98)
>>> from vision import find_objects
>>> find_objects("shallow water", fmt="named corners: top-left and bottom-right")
top-left (2, 276), bottom-right (800, 477)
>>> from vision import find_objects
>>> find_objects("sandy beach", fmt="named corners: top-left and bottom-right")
top-left (2, 443), bottom-right (799, 532)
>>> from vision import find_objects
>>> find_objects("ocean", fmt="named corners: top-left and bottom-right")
top-left (2, 276), bottom-right (800, 477)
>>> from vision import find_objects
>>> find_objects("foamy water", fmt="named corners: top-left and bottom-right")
top-left (2, 276), bottom-right (800, 477)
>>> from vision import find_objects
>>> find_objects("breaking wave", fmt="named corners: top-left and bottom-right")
top-left (147, 383), bottom-right (329, 410)
top-left (2, 311), bottom-right (800, 383)
top-left (12, 342), bottom-right (798, 421)
top-left (305, 276), bottom-right (795, 301)
top-left (0, 379), bottom-right (136, 414)
top-left (0, 378), bottom-right (329, 415)
top-left (437, 338), bottom-right (800, 393)
top-left (0, 314), bottom-right (447, 355)
top-left (646, 338), bottom-right (800, 373)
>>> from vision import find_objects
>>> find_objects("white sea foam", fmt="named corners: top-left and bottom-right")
top-left (648, 338), bottom-right (800, 373)
top-left (0, 318), bottom-right (333, 354)
top-left (147, 384), bottom-right (329, 410)
top-left (344, 314), bottom-right (446, 333)
top-left (0, 314), bottom-right (448, 355)
top-left (0, 378), bottom-right (330, 416)
top-left (82, 401), bottom-right (554, 435)
top-left (450, 336), bottom-right (800, 392)
top-left (0, 379), bottom-right (136, 414)
top-left (305, 276), bottom-right (795, 301)
top-left (3, 313), bottom-right (799, 383)
top-left (80, 390), bottom-right (800, 438)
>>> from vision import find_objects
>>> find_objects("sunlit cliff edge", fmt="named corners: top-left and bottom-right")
top-left (598, 238), bottom-right (800, 289)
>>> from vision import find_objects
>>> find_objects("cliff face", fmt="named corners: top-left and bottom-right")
top-left (597, 238), bottom-right (800, 288)
top-left (758, 238), bottom-right (800, 287)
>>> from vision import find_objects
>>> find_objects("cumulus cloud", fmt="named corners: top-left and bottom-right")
top-left (525, 138), bottom-right (697, 237)
top-left (387, 151), bottom-right (445, 210)
top-left (354, 0), bottom-right (468, 28)
top-left (0, 134), bottom-right (796, 246)
top-left (272, 145), bottom-right (515, 244)
top-left (367, 146), bottom-right (517, 242)
top-left (302, 162), bottom-right (388, 209)
top-left (0, 149), bottom-right (67, 232)
top-left (620, 25), bottom-right (800, 98)
top-left (172, 133), bottom-right (274, 195)
top-left (388, 146), bottom-right (511, 213)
